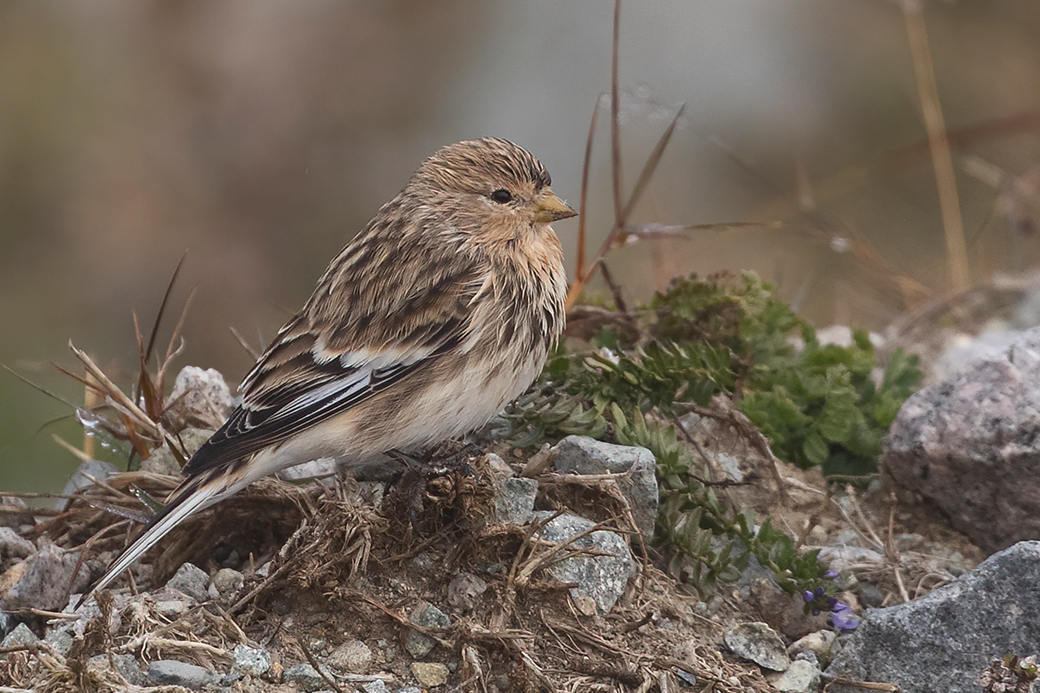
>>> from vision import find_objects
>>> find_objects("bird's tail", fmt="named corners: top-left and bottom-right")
top-left (75, 473), bottom-right (225, 608)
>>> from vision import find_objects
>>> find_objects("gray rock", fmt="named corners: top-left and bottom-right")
top-left (1, 622), bottom-right (38, 648)
top-left (447, 572), bottom-right (488, 612)
top-left (166, 562), bottom-right (210, 602)
top-left (362, 681), bottom-right (389, 693)
top-left (0, 496), bottom-right (33, 529)
top-left (404, 600), bottom-right (450, 659)
top-left (143, 427), bottom-right (213, 475)
top-left (788, 630), bottom-right (837, 665)
top-left (232, 644), bottom-right (271, 677)
top-left (328, 639), bottom-right (372, 674)
top-left (883, 326), bottom-right (1040, 552)
top-left (411, 661), bottom-right (449, 687)
top-left (88, 653), bottom-right (147, 686)
top-left (147, 659), bottom-right (220, 689)
top-left (211, 567), bottom-right (245, 598)
top-left (166, 366), bottom-right (233, 431)
top-left (485, 452), bottom-right (515, 479)
top-left (552, 436), bottom-right (658, 541)
top-left (724, 621), bottom-right (791, 671)
top-left (533, 511), bottom-right (636, 613)
top-left (279, 457), bottom-right (339, 481)
top-left (0, 527), bottom-right (35, 560)
top-left (0, 544), bottom-right (87, 611)
top-left (44, 625), bottom-right (74, 655)
top-left (826, 541), bottom-right (1040, 693)
top-left (283, 662), bottom-right (327, 692)
top-left (775, 655), bottom-right (821, 693)
top-left (59, 459), bottom-right (119, 506)
top-left (396, 688), bottom-right (422, 693)
top-left (494, 476), bottom-right (538, 526)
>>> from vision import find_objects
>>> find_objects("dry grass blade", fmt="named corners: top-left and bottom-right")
top-left (610, 0), bottom-right (623, 223)
top-left (574, 95), bottom-right (602, 280)
top-left (618, 103), bottom-right (686, 224)
top-left (901, 0), bottom-right (969, 292)
top-left (3, 366), bottom-right (80, 411)
top-left (141, 252), bottom-right (188, 367)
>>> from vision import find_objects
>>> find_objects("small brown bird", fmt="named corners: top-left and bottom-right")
top-left (85, 138), bottom-right (575, 600)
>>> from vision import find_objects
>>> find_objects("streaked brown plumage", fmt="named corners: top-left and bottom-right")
top-left (84, 137), bottom-right (575, 602)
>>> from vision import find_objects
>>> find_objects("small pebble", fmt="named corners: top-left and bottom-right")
top-left (232, 644), bottom-right (271, 677)
top-left (166, 562), bottom-right (210, 603)
top-left (328, 639), bottom-right (373, 674)
top-left (147, 659), bottom-right (220, 689)
top-left (283, 662), bottom-right (326, 692)
top-left (411, 661), bottom-right (450, 687)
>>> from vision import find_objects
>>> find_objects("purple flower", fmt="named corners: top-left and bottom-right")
top-left (828, 601), bottom-right (859, 632)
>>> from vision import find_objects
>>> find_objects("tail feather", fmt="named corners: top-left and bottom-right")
top-left (76, 478), bottom-right (223, 608)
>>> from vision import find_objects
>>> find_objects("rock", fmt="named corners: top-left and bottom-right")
top-left (552, 436), bottom-right (659, 542)
top-left (494, 477), bottom-right (538, 525)
top-left (411, 661), bottom-right (450, 687)
top-left (0, 496), bottom-right (33, 529)
top-left (327, 639), bottom-right (372, 674)
top-left (59, 459), bottom-right (119, 506)
top-left (44, 625), bottom-right (74, 655)
top-left (0, 527), bottom-right (35, 560)
top-left (283, 662), bottom-right (327, 692)
top-left (774, 654), bottom-right (821, 693)
top-left (723, 622), bottom-right (791, 672)
top-left (882, 326), bottom-right (1040, 552)
top-left (447, 572), bottom-right (488, 612)
top-left (1, 622), bottom-right (38, 648)
top-left (88, 653), bottom-right (147, 686)
top-left (788, 630), bottom-right (837, 665)
top-left (826, 541), bottom-right (1040, 693)
top-left (280, 457), bottom-right (339, 481)
top-left (0, 544), bottom-right (88, 611)
top-left (404, 600), bottom-right (451, 659)
top-left (143, 427), bottom-right (213, 475)
top-left (817, 546), bottom-right (885, 575)
top-left (166, 562), bottom-right (210, 603)
top-left (165, 366), bottom-right (233, 431)
top-left (147, 659), bottom-right (220, 689)
top-left (396, 688), bottom-right (422, 693)
top-left (485, 452), bottom-right (514, 479)
top-left (211, 567), bottom-right (245, 600)
top-left (232, 644), bottom-right (272, 677)
top-left (154, 598), bottom-right (193, 618)
top-left (362, 681), bottom-right (389, 693)
top-left (532, 511), bottom-right (636, 614)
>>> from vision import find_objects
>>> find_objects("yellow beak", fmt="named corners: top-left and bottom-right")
top-left (534, 190), bottom-right (578, 223)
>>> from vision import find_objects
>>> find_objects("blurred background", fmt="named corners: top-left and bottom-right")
top-left (2, 0), bottom-right (1040, 493)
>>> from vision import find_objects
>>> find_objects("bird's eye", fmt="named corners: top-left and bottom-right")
top-left (490, 189), bottom-right (513, 204)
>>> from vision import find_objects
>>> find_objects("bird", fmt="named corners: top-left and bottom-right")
top-left (82, 137), bottom-right (576, 602)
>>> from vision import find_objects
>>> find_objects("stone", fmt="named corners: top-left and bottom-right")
top-left (143, 427), bottom-right (213, 475)
top-left (447, 572), bottom-right (488, 612)
top-left (774, 655), bottom-right (821, 693)
top-left (59, 459), bottom-right (119, 506)
top-left (787, 630), bottom-right (837, 665)
top-left (0, 496), bottom-right (33, 529)
top-left (166, 562), bottom-right (210, 603)
top-left (0, 544), bottom-right (88, 611)
top-left (0, 527), bottom-right (34, 560)
top-left (485, 452), bottom-right (514, 479)
top-left (44, 625), bottom-right (75, 655)
top-left (147, 659), bottom-right (220, 689)
top-left (882, 326), bottom-right (1040, 552)
top-left (165, 366), bottom-right (233, 431)
top-left (532, 511), bottom-right (636, 613)
top-left (362, 681), bottom-right (389, 693)
top-left (411, 661), bottom-right (450, 687)
top-left (826, 541), bottom-right (1040, 693)
top-left (552, 436), bottom-right (658, 541)
top-left (724, 622), bottom-right (791, 671)
top-left (87, 653), bottom-right (147, 686)
top-left (211, 567), bottom-right (245, 598)
top-left (232, 644), bottom-right (272, 677)
top-left (327, 639), bottom-right (372, 674)
top-left (279, 457), bottom-right (339, 481)
top-left (404, 600), bottom-right (450, 659)
top-left (1, 622), bottom-right (38, 648)
top-left (494, 477), bottom-right (538, 525)
top-left (283, 662), bottom-right (327, 692)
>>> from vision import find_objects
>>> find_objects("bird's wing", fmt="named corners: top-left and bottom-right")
top-left (182, 254), bottom-right (482, 477)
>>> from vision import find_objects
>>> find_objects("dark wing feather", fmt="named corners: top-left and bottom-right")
top-left (181, 249), bottom-right (479, 477)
